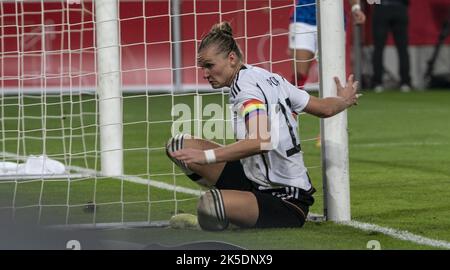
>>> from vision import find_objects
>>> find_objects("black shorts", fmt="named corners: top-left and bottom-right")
top-left (215, 160), bottom-right (315, 229)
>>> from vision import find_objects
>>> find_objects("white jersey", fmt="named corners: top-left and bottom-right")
top-left (229, 64), bottom-right (313, 192)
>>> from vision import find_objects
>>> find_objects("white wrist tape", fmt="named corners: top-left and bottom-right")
top-left (204, 149), bottom-right (216, 164)
top-left (351, 4), bottom-right (361, 13)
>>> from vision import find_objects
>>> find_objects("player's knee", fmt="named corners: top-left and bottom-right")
top-left (166, 134), bottom-right (209, 186)
top-left (165, 133), bottom-right (191, 170)
top-left (197, 189), bottom-right (229, 231)
top-left (166, 133), bottom-right (191, 155)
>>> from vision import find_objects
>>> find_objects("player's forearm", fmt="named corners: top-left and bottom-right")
top-left (321, 97), bottom-right (350, 117)
top-left (304, 95), bottom-right (350, 118)
top-left (213, 139), bottom-right (268, 163)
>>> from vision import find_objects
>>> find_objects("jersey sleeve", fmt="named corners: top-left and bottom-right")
top-left (286, 84), bottom-right (310, 114)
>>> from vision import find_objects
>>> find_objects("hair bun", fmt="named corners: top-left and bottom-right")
top-left (211, 22), bottom-right (233, 37)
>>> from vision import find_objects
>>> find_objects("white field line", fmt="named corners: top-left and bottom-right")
top-left (340, 220), bottom-right (450, 249)
top-left (2, 151), bottom-right (449, 249)
top-left (68, 165), bottom-right (203, 197)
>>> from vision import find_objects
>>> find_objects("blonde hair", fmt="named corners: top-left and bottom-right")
top-left (198, 22), bottom-right (243, 60)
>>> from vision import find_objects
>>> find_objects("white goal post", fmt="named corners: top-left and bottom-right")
top-left (95, 0), bottom-right (123, 177)
top-left (318, 0), bottom-right (351, 221)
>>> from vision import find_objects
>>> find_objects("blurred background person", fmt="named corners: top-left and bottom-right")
top-left (289, 0), bottom-right (366, 88)
top-left (371, 0), bottom-right (412, 93)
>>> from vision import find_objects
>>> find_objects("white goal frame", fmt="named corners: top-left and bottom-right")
top-left (318, 0), bottom-right (351, 221)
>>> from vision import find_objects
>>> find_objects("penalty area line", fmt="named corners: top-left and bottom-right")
top-left (340, 220), bottom-right (450, 250)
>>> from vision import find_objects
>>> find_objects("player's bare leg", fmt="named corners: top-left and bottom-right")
top-left (291, 49), bottom-right (314, 87)
top-left (221, 190), bottom-right (258, 227)
top-left (167, 134), bottom-right (229, 230)
top-left (197, 189), bottom-right (259, 230)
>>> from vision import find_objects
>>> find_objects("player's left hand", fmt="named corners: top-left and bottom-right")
top-left (352, 10), bottom-right (366, 24)
top-left (170, 148), bottom-right (207, 166)
top-left (334, 74), bottom-right (361, 107)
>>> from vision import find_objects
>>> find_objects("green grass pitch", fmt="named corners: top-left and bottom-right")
top-left (0, 89), bottom-right (449, 249)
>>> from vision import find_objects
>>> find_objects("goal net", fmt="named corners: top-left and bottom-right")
top-left (0, 0), bottom-right (347, 228)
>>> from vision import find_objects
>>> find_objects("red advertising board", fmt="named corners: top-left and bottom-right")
top-left (1, 0), bottom-right (449, 91)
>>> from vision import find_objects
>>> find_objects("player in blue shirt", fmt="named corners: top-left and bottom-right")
top-left (289, 0), bottom-right (366, 87)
